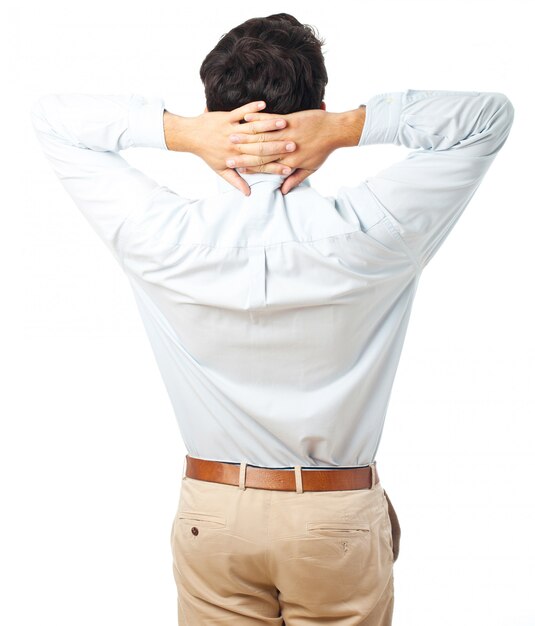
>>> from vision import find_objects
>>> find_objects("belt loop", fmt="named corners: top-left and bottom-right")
top-left (370, 461), bottom-right (377, 489)
top-left (182, 455), bottom-right (188, 480)
top-left (294, 465), bottom-right (303, 494)
top-left (239, 461), bottom-right (247, 490)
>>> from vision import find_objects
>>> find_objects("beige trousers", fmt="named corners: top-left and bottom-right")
top-left (170, 465), bottom-right (396, 625)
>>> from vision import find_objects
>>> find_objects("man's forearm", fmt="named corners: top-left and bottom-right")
top-left (163, 110), bottom-right (197, 153)
top-left (164, 104), bottom-right (366, 159)
top-left (330, 105), bottom-right (366, 149)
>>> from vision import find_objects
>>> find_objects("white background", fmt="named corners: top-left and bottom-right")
top-left (2, 1), bottom-right (534, 624)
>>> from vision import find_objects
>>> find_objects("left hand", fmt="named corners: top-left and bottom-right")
top-left (166, 101), bottom-right (296, 196)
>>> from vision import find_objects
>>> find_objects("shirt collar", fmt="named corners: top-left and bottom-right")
top-left (215, 169), bottom-right (311, 194)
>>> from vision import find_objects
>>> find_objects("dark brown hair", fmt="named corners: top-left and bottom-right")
top-left (199, 13), bottom-right (328, 115)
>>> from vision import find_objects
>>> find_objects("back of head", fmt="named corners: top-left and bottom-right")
top-left (200, 13), bottom-right (328, 115)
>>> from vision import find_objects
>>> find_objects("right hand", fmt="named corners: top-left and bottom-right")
top-left (228, 108), bottom-right (341, 195)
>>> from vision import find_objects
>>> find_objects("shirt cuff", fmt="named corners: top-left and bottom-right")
top-left (128, 94), bottom-right (168, 150)
top-left (359, 92), bottom-right (403, 146)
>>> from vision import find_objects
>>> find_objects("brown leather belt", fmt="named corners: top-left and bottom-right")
top-left (184, 455), bottom-right (379, 492)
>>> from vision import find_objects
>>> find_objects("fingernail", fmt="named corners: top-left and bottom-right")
top-left (286, 143), bottom-right (294, 151)
top-left (226, 159), bottom-right (235, 167)
top-left (230, 135), bottom-right (239, 142)
top-left (238, 167), bottom-right (246, 173)
top-left (244, 114), bottom-right (252, 121)
top-left (257, 102), bottom-right (265, 108)
top-left (276, 120), bottom-right (285, 127)
top-left (283, 167), bottom-right (291, 174)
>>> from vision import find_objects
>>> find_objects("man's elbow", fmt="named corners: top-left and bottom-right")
top-left (492, 92), bottom-right (515, 132)
top-left (484, 92), bottom-right (515, 155)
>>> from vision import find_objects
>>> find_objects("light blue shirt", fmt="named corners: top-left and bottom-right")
top-left (31, 89), bottom-right (514, 468)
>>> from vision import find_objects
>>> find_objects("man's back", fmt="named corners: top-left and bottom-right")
top-left (120, 170), bottom-right (418, 468)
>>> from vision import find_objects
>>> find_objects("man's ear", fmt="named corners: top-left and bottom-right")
top-left (320, 101), bottom-right (326, 111)
top-left (204, 105), bottom-right (208, 113)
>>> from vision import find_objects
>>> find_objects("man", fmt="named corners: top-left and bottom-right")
top-left (31, 11), bottom-right (514, 626)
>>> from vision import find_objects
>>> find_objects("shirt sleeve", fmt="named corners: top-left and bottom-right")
top-left (345, 89), bottom-right (515, 270)
top-left (30, 93), bottom-right (171, 265)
